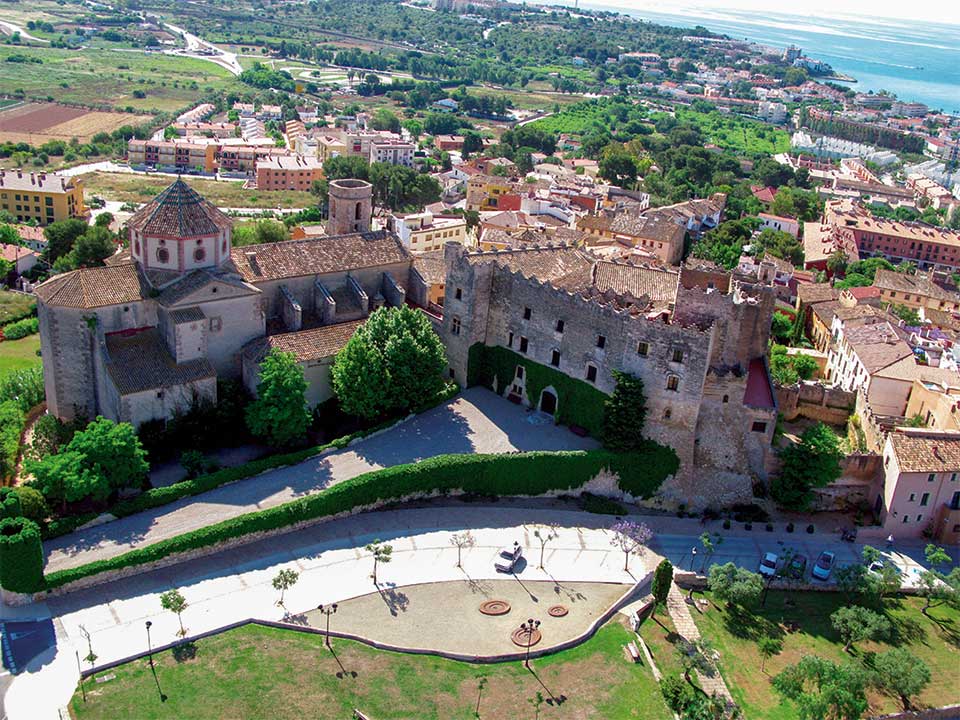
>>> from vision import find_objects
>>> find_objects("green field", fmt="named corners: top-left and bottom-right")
top-left (666, 107), bottom-right (790, 156)
top-left (0, 291), bottom-right (34, 325)
top-left (0, 334), bottom-right (41, 373)
top-left (695, 591), bottom-right (960, 719)
top-left (81, 173), bottom-right (317, 210)
top-left (71, 621), bottom-right (671, 720)
top-left (0, 45), bottom-right (241, 113)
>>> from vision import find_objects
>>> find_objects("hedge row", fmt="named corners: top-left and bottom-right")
top-left (468, 344), bottom-right (608, 436)
top-left (43, 445), bottom-right (678, 591)
top-left (0, 401), bottom-right (25, 481)
top-left (41, 383), bottom-right (462, 540)
top-left (0, 517), bottom-right (43, 593)
top-left (2, 317), bottom-right (39, 340)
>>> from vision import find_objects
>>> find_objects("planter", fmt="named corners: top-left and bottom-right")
top-left (722, 519), bottom-right (731, 530)
top-left (765, 523), bottom-right (774, 532)
top-left (744, 522), bottom-right (752, 531)
top-left (806, 524), bottom-right (815, 534)
top-left (786, 523), bottom-right (794, 533)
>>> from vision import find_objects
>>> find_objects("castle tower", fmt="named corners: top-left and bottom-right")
top-left (126, 178), bottom-right (233, 276)
top-left (327, 178), bottom-right (372, 235)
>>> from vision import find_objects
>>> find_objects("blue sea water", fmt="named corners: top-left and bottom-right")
top-left (540, 2), bottom-right (960, 113)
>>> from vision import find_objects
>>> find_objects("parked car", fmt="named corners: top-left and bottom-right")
top-left (812, 550), bottom-right (836, 581)
top-left (788, 554), bottom-right (807, 580)
top-left (867, 559), bottom-right (901, 578)
top-left (758, 552), bottom-right (779, 578)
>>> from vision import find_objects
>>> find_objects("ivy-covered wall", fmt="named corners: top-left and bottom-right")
top-left (467, 343), bottom-right (609, 436)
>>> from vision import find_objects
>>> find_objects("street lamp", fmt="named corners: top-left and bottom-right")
top-left (520, 618), bottom-right (540, 669)
top-left (318, 603), bottom-right (338, 648)
top-left (145, 621), bottom-right (154, 666)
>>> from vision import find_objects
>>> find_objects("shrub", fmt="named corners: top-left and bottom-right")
top-left (601, 371), bottom-right (647, 451)
top-left (0, 400), bottom-right (25, 480)
top-left (0, 366), bottom-right (44, 412)
top-left (0, 517), bottom-right (44, 593)
top-left (180, 450), bottom-right (218, 479)
top-left (45, 447), bottom-right (674, 589)
top-left (579, 493), bottom-right (626, 515)
top-left (12, 486), bottom-right (47, 524)
top-left (1, 317), bottom-right (39, 340)
top-left (0, 486), bottom-right (22, 518)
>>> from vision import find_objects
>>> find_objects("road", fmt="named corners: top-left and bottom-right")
top-left (0, 19), bottom-right (49, 44)
top-left (160, 20), bottom-right (242, 75)
top-left (43, 388), bottom-right (597, 573)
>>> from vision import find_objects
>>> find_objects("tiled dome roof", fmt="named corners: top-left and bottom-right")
top-left (127, 178), bottom-right (232, 237)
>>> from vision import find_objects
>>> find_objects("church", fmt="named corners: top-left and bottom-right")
top-left (35, 177), bottom-right (435, 426)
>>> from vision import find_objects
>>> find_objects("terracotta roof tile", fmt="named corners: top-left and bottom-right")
top-left (889, 428), bottom-right (960, 473)
top-left (412, 251), bottom-right (445, 285)
top-left (873, 269), bottom-right (959, 303)
top-left (592, 262), bottom-right (678, 307)
top-left (34, 263), bottom-right (150, 309)
top-left (242, 320), bottom-right (363, 364)
top-left (231, 231), bottom-right (409, 283)
top-left (105, 328), bottom-right (215, 395)
top-left (127, 178), bottom-right (232, 237)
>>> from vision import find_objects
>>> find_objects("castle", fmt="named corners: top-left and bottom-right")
top-left (35, 178), bottom-right (778, 498)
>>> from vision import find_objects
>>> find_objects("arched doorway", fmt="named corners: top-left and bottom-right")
top-left (539, 389), bottom-right (558, 416)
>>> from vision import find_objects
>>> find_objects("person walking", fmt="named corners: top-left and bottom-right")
top-left (886, 534), bottom-right (894, 549)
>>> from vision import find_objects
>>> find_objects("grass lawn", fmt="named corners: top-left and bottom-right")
top-left (70, 620), bottom-right (672, 720)
top-left (0, 291), bottom-right (35, 325)
top-left (693, 590), bottom-right (960, 719)
top-left (0, 335), bottom-right (41, 373)
top-left (80, 173), bottom-right (317, 210)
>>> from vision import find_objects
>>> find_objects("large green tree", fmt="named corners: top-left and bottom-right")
top-left (245, 348), bottom-right (310, 447)
top-left (771, 422), bottom-right (842, 510)
top-left (332, 305), bottom-right (447, 420)
top-left (872, 648), bottom-right (931, 711)
top-left (830, 605), bottom-right (891, 652)
top-left (601, 371), bottom-right (647, 452)
top-left (42, 218), bottom-right (88, 264)
top-left (773, 656), bottom-right (868, 720)
top-left (707, 563), bottom-right (763, 609)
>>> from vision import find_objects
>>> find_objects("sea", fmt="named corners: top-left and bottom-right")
top-left (537, 1), bottom-right (960, 113)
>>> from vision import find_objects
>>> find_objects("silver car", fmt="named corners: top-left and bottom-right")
top-left (812, 550), bottom-right (836, 581)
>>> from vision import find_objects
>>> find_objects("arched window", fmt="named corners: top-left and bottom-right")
top-left (156, 246), bottom-right (170, 264)
top-left (663, 407), bottom-right (672, 420)
top-left (134, 240), bottom-right (140, 255)
top-left (666, 375), bottom-right (679, 392)
top-left (722, 394), bottom-right (729, 403)
top-left (194, 247), bottom-right (206, 262)
top-left (355, 201), bottom-right (363, 220)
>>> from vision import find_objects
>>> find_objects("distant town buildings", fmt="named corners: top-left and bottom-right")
top-left (0, 169), bottom-right (86, 225)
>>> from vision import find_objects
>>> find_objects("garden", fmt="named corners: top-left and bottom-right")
top-left (69, 620), bottom-right (671, 720)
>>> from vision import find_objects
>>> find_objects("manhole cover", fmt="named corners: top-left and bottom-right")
top-left (479, 600), bottom-right (511, 616)
top-left (511, 627), bottom-right (542, 647)
top-left (548, 605), bottom-right (568, 617)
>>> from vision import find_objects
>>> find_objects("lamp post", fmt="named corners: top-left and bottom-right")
top-left (317, 603), bottom-right (338, 648)
top-left (145, 621), bottom-right (154, 666)
top-left (520, 618), bottom-right (540, 669)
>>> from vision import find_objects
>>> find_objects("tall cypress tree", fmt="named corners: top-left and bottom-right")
top-left (601, 370), bottom-right (647, 452)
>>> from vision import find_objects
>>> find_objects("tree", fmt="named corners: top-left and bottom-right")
top-left (707, 563), bottom-right (763, 609)
top-left (245, 348), bottom-right (310, 447)
top-left (771, 422), bottom-right (842, 510)
top-left (758, 634), bottom-right (781, 674)
top-left (771, 313), bottom-right (793, 343)
top-left (233, 219), bottom-right (289, 246)
top-left (873, 648), bottom-right (931, 711)
top-left (699, 532), bottom-right (720, 574)
top-left (160, 588), bottom-right (188, 637)
top-left (601, 371), bottom-right (647, 451)
top-left (63, 226), bottom-right (115, 269)
top-left (598, 143), bottom-right (639, 185)
top-left (675, 637), bottom-right (716, 689)
top-left (650, 559), bottom-right (673, 626)
top-left (272, 568), bottom-right (299, 607)
top-left (826, 250), bottom-right (849, 276)
top-left (532, 524), bottom-right (558, 570)
top-left (756, 229), bottom-right (803, 267)
top-left (609, 519), bottom-right (653, 572)
top-left (917, 544), bottom-right (960, 614)
top-left (830, 605), bottom-right (890, 652)
top-left (332, 306), bottom-right (447, 421)
top-left (450, 530), bottom-right (475, 568)
top-left (772, 656), bottom-right (868, 720)
top-left (365, 540), bottom-right (392, 584)
top-left (42, 218), bottom-right (88, 264)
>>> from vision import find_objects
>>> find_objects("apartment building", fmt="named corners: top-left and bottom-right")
top-left (388, 210), bottom-right (468, 253)
top-left (255, 155), bottom-right (323, 192)
top-left (0, 169), bottom-right (86, 225)
top-left (368, 139), bottom-right (415, 167)
top-left (872, 269), bottom-right (960, 313)
top-left (128, 139), bottom-right (217, 173)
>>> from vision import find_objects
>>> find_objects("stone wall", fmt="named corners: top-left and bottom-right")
top-left (776, 381), bottom-right (855, 424)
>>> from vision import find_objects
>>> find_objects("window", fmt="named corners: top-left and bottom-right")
top-left (672, 349), bottom-right (684, 363)
top-left (667, 376), bottom-right (679, 392)
top-left (916, 514), bottom-right (923, 523)
top-left (448, 367), bottom-right (456, 379)
top-left (585, 364), bottom-right (598, 383)
top-left (596, 335), bottom-right (606, 349)
top-left (555, 319), bottom-right (564, 333)
top-left (722, 395), bottom-right (729, 403)
top-left (663, 407), bottom-right (672, 420)
top-left (952, 473), bottom-right (958, 482)
top-left (902, 515), bottom-right (910, 523)
top-left (451, 316), bottom-right (461, 335)
top-left (908, 493), bottom-right (916, 502)
top-left (523, 307), bottom-right (532, 320)
top-left (194, 247), bottom-right (206, 262)
top-left (516, 366), bottom-right (524, 380)
top-left (519, 336), bottom-right (528, 354)
top-left (920, 492), bottom-right (930, 507)
top-left (928, 473), bottom-right (936, 483)
top-left (551, 350), bottom-right (560, 367)
top-left (454, 287), bottom-right (462, 300)
top-left (508, 332), bottom-right (514, 348)
top-left (209, 317), bottom-right (222, 333)
top-left (637, 341), bottom-right (649, 357)
top-left (751, 421), bottom-right (767, 433)
top-left (156, 247), bottom-right (170, 263)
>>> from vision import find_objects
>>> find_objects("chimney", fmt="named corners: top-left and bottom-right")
top-left (245, 251), bottom-right (261, 276)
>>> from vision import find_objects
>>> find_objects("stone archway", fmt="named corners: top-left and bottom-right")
top-left (539, 388), bottom-right (558, 416)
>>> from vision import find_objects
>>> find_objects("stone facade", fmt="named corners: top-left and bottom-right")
top-left (440, 242), bottom-right (778, 486)
top-left (327, 178), bottom-right (373, 235)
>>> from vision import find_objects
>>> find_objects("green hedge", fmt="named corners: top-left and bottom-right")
top-left (0, 366), bottom-right (44, 413)
top-left (0, 400), bottom-right (25, 481)
top-left (40, 383), bottom-right (462, 541)
top-left (467, 344), bottom-right (608, 436)
top-left (2, 317), bottom-right (39, 340)
top-left (0, 517), bottom-right (44, 593)
top-left (0, 486), bottom-right (22, 518)
top-left (44, 446), bottom-right (677, 591)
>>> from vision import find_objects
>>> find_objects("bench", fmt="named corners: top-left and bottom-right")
top-left (625, 642), bottom-right (640, 663)
top-left (353, 711), bottom-right (370, 720)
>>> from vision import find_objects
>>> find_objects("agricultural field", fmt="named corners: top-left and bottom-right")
top-left (667, 107), bottom-right (791, 156)
top-left (0, 45), bottom-right (242, 113)
top-left (0, 102), bottom-right (144, 144)
top-left (0, 290), bottom-right (34, 325)
top-left (0, 334), bottom-right (41, 373)
top-left (81, 172), bottom-right (317, 210)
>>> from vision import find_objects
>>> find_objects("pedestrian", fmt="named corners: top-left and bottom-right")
top-left (886, 534), bottom-right (894, 549)
top-left (691, 547), bottom-right (698, 570)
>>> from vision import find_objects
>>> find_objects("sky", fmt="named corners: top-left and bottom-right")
top-left (587, 0), bottom-right (960, 27)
